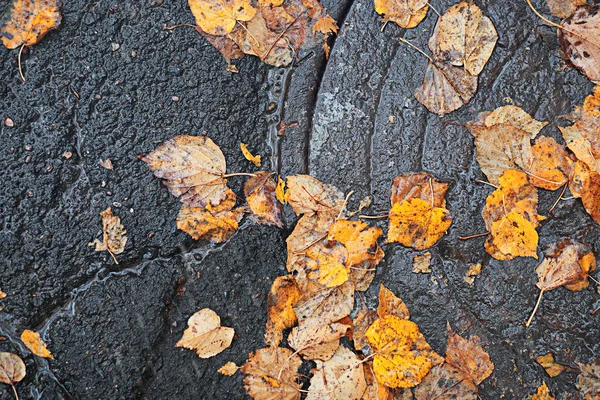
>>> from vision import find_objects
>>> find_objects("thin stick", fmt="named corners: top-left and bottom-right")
top-left (459, 232), bottom-right (489, 240)
top-left (108, 250), bottom-right (119, 265)
top-left (358, 214), bottom-right (389, 219)
top-left (476, 179), bottom-right (498, 189)
top-left (399, 37), bottom-right (433, 62)
top-left (222, 172), bottom-right (257, 178)
top-left (264, 14), bottom-right (300, 60)
top-left (165, 23), bottom-right (197, 30)
top-left (426, 1), bottom-right (441, 17)
top-left (588, 275), bottom-right (600, 285)
top-left (349, 265), bottom-right (376, 271)
top-left (380, 21), bottom-right (389, 33)
top-left (561, 196), bottom-right (575, 201)
top-left (18, 44), bottom-right (26, 82)
top-left (548, 183), bottom-right (568, 214)
top-left (336, 190), bottom-right (354, 222)
top-left (10, 383), bottom-right (18, 400)
top-left (526, 288), bottom-right (545, 327)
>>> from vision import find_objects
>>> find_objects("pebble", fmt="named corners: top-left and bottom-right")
top-left (172, 96), bottom-right (179, 102)
top-left (4, 118), bottom-right (14, 127)
top-left (24, 145), bottom-right (32, 151)
top-left (111, 43), bottom-right (120, 52)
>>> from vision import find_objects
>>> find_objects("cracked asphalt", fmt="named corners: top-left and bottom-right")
top-left (0, 0), bottom-right (598, 398)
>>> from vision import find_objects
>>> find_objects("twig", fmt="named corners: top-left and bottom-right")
top-left (399, 37), bottom-right (433, 62)
top-left (165, 23), bottom-right (197, 30)
top-left (108, 250), bottom-right (119, 265)
top-left (476, 179), bottom-right (498, 189)
top-left (358, 214), bottom-right (389, 219)
top-left (222, 172), bottom-right (257, 178)
top-left (526, 288), bottom-right (545, 327)
top-left (380, 21), bottom-right (389, 33)
top-left (548, 183), bottom-right (568, 214)
top-left (459, 232), bottom-right (489, 240)
top-left (18, 44), bottom-right (26, 82)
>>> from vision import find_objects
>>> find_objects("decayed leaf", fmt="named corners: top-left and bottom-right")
top-left (0, 352), bottom-right (25, 397)
top-left (0, 0), bottom-right (61, 49)
top-left (536, 353), bottom-right (566, 377)
top-left (388, 198), bottom-right (452, 250)
top-left (287, 318), bottom-right (348, 361)
top-left (528, 136), bottom-right (572, 190)
top-left (196, 27), bottom-right (245, 62)
top-left (559, 7), bottom-right (600, 84)
top-left (374, 0), bottom-right (429, 29)
top-left (176, 308), bottom-right (235, 358)
top-left (265, 275), bottom-right (302, 346)
top-left (218, 361), bottom-right (240, 376)
top-left (242, 346), bottom-right (302, 400)
top-left (414, 61), bottom-right (478, 116)
top-left (577, 360), bottom-right (600, 399)
top-left (245, 171), bottom-right (283, 227)
top-left (306, 346), bottom-right (367, 400)
top-left (412, 252), bottom-right (432, 274)
top-left (445, 324), bottom-right (494, 386)
top-left (464, 263), bottom-right (482, 285)
top-left (413, 363), bottom-right (478, 399)
top-left (390, 173), bottom-right (450, 208)
top-left (276, 177), bottom-right (286, 204)
top-left (353, 308), bottom-right (378, 353)
top-left (365, 315), bottom-right (443, 388)
top-left (570, 160), bottom-right (591, 198)
top-left (546, 0), bottom-right (587, 19)
top-left (21, 330), bottom-right (53, 359)
top-left (176, 188), bottom-right (243, 243)
top-left (532, 382), bottom-right (555, 400)
top-left (188, 0), bottom-right (256, 36)
top-left (240, 143), bottom-right (262, 167)
top-left (428, 1), bottom-right (498, 76)
top-left (286, 212), bottom-right (334, 275)
top-left (293, 280), bottom-right (355, 325)
top-left (362, 363), bottom-right (394, 400)
top-left (139, 135), bottom-right (227, 208)
top-left (582, 172), bottom-right (600, 224)
top-left (285, 175), bottom-right (346, 215)
top-left (89, 207), bottom-right (127, 264)
top-left (485, 211), bottom-right (539, 261)
top-left (306, 241), bottom-right (350, 287)
top-left (478, 105), bottom-right (549, 138)
top-left (377, 284), bottom-right (410, 320)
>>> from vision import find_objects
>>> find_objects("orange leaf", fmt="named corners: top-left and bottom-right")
top-left (245, 171), bottom-right (283, 227)
top-left (0, 0), bottom-right (61, 49)
top-left (535, 353), bottom-right (566, 378)
top-left (188, 0), bottom-right (256, 36)
top-left (374, 0), bottom-right (429, 29)
top-left (264, 275), bottom-right (302, 347)
top-left (377, 284), bottom-right (410, 320)
top-left (218, 361), bottom-right (240, 376)
top-left (21, 330), bottom-right (53, 359)
top-left (240, 143), bottom-right (262, 167)
top-left (532, 382), bottom-right (555, 400)
top-left (485, 211), bottom-right (539, 260)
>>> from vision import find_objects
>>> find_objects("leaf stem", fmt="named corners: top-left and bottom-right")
top-left (548, 183), bottom-right (568, 214)
top-left (222, 173), bottom-right (257, 178)
top-left (164, 23), bottom-right (197, 30)
top-left (358, 214), bottom-right (389, 219)
top-left (18, 45), bottom-right (26, 82)
top-left (525, 0), bottom-right (562, 29)
top-left (526, 288), bottom-right (545, 327)
top-left (399, 37), bottom-right (433, 62)
top-left (10, 383), bottom-right (18, 400)
top-left (476, 179), bottom-right (498, 189)
top-left (459, 232), bottom-right (490, 240)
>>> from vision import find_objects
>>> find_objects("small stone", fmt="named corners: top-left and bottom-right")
top-left (4, 117), bottom-right (14, 127)
top-left (63, 151), bottom-right (72, 159)
top-left (24, 145), bottom-right (33, 151)
top-left (99, 158), bottom-right (114, 170)
top-left (171, 96), bottom-right (179, 102)
top-left (131, 50), bottom-right (137, 57)
top-left (111, 43), bottom-right (120, 51)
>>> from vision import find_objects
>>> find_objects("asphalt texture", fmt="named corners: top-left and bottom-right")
top-left (0, 0), bottom-right (599, 399)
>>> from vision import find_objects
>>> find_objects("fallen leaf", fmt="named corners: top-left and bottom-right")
top-left (98, 158), bottom-right (113, 170)
top-left (276, 177), bottom-right (286, 204)
top-left (577, 359), bottom-right (600, 399)
top-left (139, 135), bottom-right (227, 208)
top-left (218, 361), bottom-right (240, 376)
top-left (569, 160), bottom-right (591, 198)
top-left (445, 324), bottom-right (494, 386)
top-left (0, 352), bottom-right (25, 398)
top-left (377, 284), bottom-right (410, 320)
top-left (188, 0), bottom-right (257, 36)
top-left (196, 27), bottom-right (245, 61)
top-left (240, 143), bottom-right (262, 167)
top-left (0, 290), bottom-right (6, 300)
top-left (536, 353), bottom-right (566, 377)
top-left (353, 308), bottom-right (378, 353)
top-left (89, 207), bottom-right (127, 264)
top-left (21, 330), bottom-right (53, 359)
top-left (532, 382), bottom-right (555, 400)
top-left (176, 188), bottom-right (243, 243)
top-left (485, 211), bottom-right (539, 260)
top-left (412, 252), bottom-right (432, 274)
top-left (242, 346), bottom-right (302, 400)
top-left (545, 240), bottom-right (596, 291)
top-left (477, 105), bottom-right (549, 138)
top-left (265, 275), bottom-right (302, 346)
top-left (306, 241), bottom-right (350, 287)
top-left (390, 173), bottom-right (450, 208)
top-left (293, 280), bottom-right (355, 325)
top-left (464, 263), bottom-right (482, 285)
top-left (559, 7), bottom-right (600, 83)
top-left (0, 0), bottom-right (61, 49)
top-left (374, 0), bottom-right (429, 29)
top-left (285, 175), bottom-right (346, 216)
top-left (176, 308), bottom-right (235, 358)
top-left (306, 346), bottom-right (367, 400)
top-left (287, 318), bottom-right (348, 361)
top-left (413, 363), bottom-right (478, 399)
top-left (361, 363), bottom-right (394, 400)
top-left (582, 172), bottom-right (600, 224)
top-left (286, 212), bottom-right (334, 276)
top-left (365, 315), bottom-right (443, 388)
top-left (388, 198), bottom-right (452, 250)
top-left (245, 171), bottom-right (283, 227)
top-left (546, 0), bottom-right (587, 18)
top-left (428, 1), bottom-right (498, 76)
top-left (528, 136), bottom-right (572, 190)
top-left (312, 14), bottom-right (338, 35)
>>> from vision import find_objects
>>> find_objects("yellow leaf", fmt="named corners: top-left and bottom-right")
top-left (276, 177), bottom-right (286, 204)
top-left (218, 361), bottom-right (240, 376)
top-left (377, 284), bottom-right (410, 320)
top-left (88, 207), bottom-right (127, 264)
top-left (374, 0), bottom-right (429, 29)
top-left (264, 275), bottom-right (302, 347)
top-left (387, 198), bottom-right (452, 250)
top-left (306, 346), bottom-right (367, 400)
top-left (240, 143), bottom-right (262, 167)
top-left (535, 353), bottom-right (566, 378)
top-left (532, 382), bottom-right (555, 400)
top-left (245, 171), bottom-right (282, 227)
top-left (485, 211), bottom-right (538, 260)
top-left (365, 315), bottom-right (443, 388)
top-left (241, 346), bottom-right (301, 400)
top-left (176, 308), bottom-right (235, 358)
top-left (188, 0), bottom-right (256, 36)
top-left (0, 0), bottom-right (61, 49)
top-left (21, 330), bottom-right (53, 359)
top-left (306, 242), bottom-right (349, 287)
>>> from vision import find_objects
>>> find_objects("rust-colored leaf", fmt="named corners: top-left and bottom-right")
top-left (245, 171), bottom-right (283, 227)
top-left (264, 275), bottom-right (302, 347)
top-left (89, 207), bottom-right (127, 264)
top-left (559, 7), bottom-right (600, 84)
top-left (390, 172), bottom-right (450, 208)
top-left (0, 0), bottom-right (61, 49)
top-left (176, 308), bottom-right (235, 358)
top-left (21, 330), bottom-right (53, 359)
top-left (445, 324), bottom-right (494, 386)
top-left (242, 346), bottom-right (302, 400)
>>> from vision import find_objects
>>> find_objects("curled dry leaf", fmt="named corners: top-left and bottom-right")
top-left (412, 252), bottom-right (432, 274)
top-left (576, 359), bottom-right (600, 399)
top-left (218, 361), bottom-right (240, 376)
top-left (242, 346), bottom-right (302, 400)
top-left (265, 275), bottom-right (302, 346)
top-left (413, 363), bottom-right (478, 399)
top-left (365, 315), bottom-right (443, 388)
top-left (535, 241), bottom-right (595, 292)
top-left (21, 330), bottom-right (53, 359)
top-left (287, 318), bottom-right (348, 361)
top-left (89, 207), bottom-right (127, 264)
top-left (0, 352), bottom-right (25, 399)
top-left (377, 284), bottom-right (410, 320)
top-left (245, 171), bottom-right (283, 227)
top-left (535, 353), bottom-right (566, 377)
top-left (139, 135), bottom-right (227, 208)
top-left (532, 382), bottom-right (555, 400)
top-left (546, 0), bottom-right (587, 19)
top-left (176, 308), bottom-right (235, 358)
top-left (306, 346), bottom-right (367, 400)
top-left (240, 143), bottom-right (262, 167)
top-left (485, 211), bottom-right (539, 261)
top-left (0, 0), bottom-right (61, 49)
top-left (390, 173), bottom-right (449, 208)
top-left (445, 324), bottom-right (494, 386)
top-left (176, 188), bottom-right (243, 243)
top-left (387, 198), bottom-right (452, 251)
top-left (374, 0), bottom-right (429, 29)
top-left (559, 7), bottom-right (600, 84)
top-left (353, 308), bottom-right (378, 353)
top-left (285, 175), bottom-right (346, 216)
top-left (188, 0), bottom-right (256, 36)
top-left (293, 280), bottom-right (355, 325)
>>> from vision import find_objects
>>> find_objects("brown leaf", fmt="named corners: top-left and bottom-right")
top-left (306, 346), bottom-right (367, 400)
top-left (89, 207), bottom-right (127, 264)
top-left (218, 361), bottom-right (240, 376)
top-left (476, 105), bottom-right (549, 138)
top-left (353, 308), bottom-right (378, 353)
top-left (293, 280), bottom-right (355, 325)
top-left (413, 363), bottom-right (478, 399)
top-left (286, 212), bottom-right (334, 276)
top-left (0, 0), bottom-right (61, 49)
top-left (98, 158), bottom-right (114, 170)
top-left (287, 318), bottom-right (348, 361)
top-left (285, 175), bottom-right (346, 216)
top-left (21, 330), bottom-right (53, 359)
top-left (374, 0), bottom-right (429, 28)
top-left (390, 173), bottom-right (450, 208)
top-left (265, 275), bottom-right (302, 346)
top-left (240, 143), bottom-right (262, 167)
top-left (559, 7), bottom-right (600, 84)
top-left (377, 284), bottom-right (410, 320)
top-left (528, 136), bottom-right (573, 190)
top-left (582, 172), bottom-right (600, 224)
top-left (412, 252), bottom-right (432, 274)
top-left (176, 308), bottom-right (235, 358)
top-left (546, 0), bottom-right (587, 18)
top-left (535, 241), bottom-right (596, 292)
top-left (242, 346), bottom-right (302, 400)
top-left (532, 382), bottom-right (555, 400)
top-left (188, 0), bottom-right (257, 36)
top-left (0, 352), bottom-right (25, 395)
top-left (139, 135), bottom-right (227, 207)
top-left (535, 353), bottom-right (566, 377)
top-left (445, 324), bottom-right (494, 386)
top-left (245, 171), bottom-right (283, 227)
top-left (576, 359), bottom-right (600, 399)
